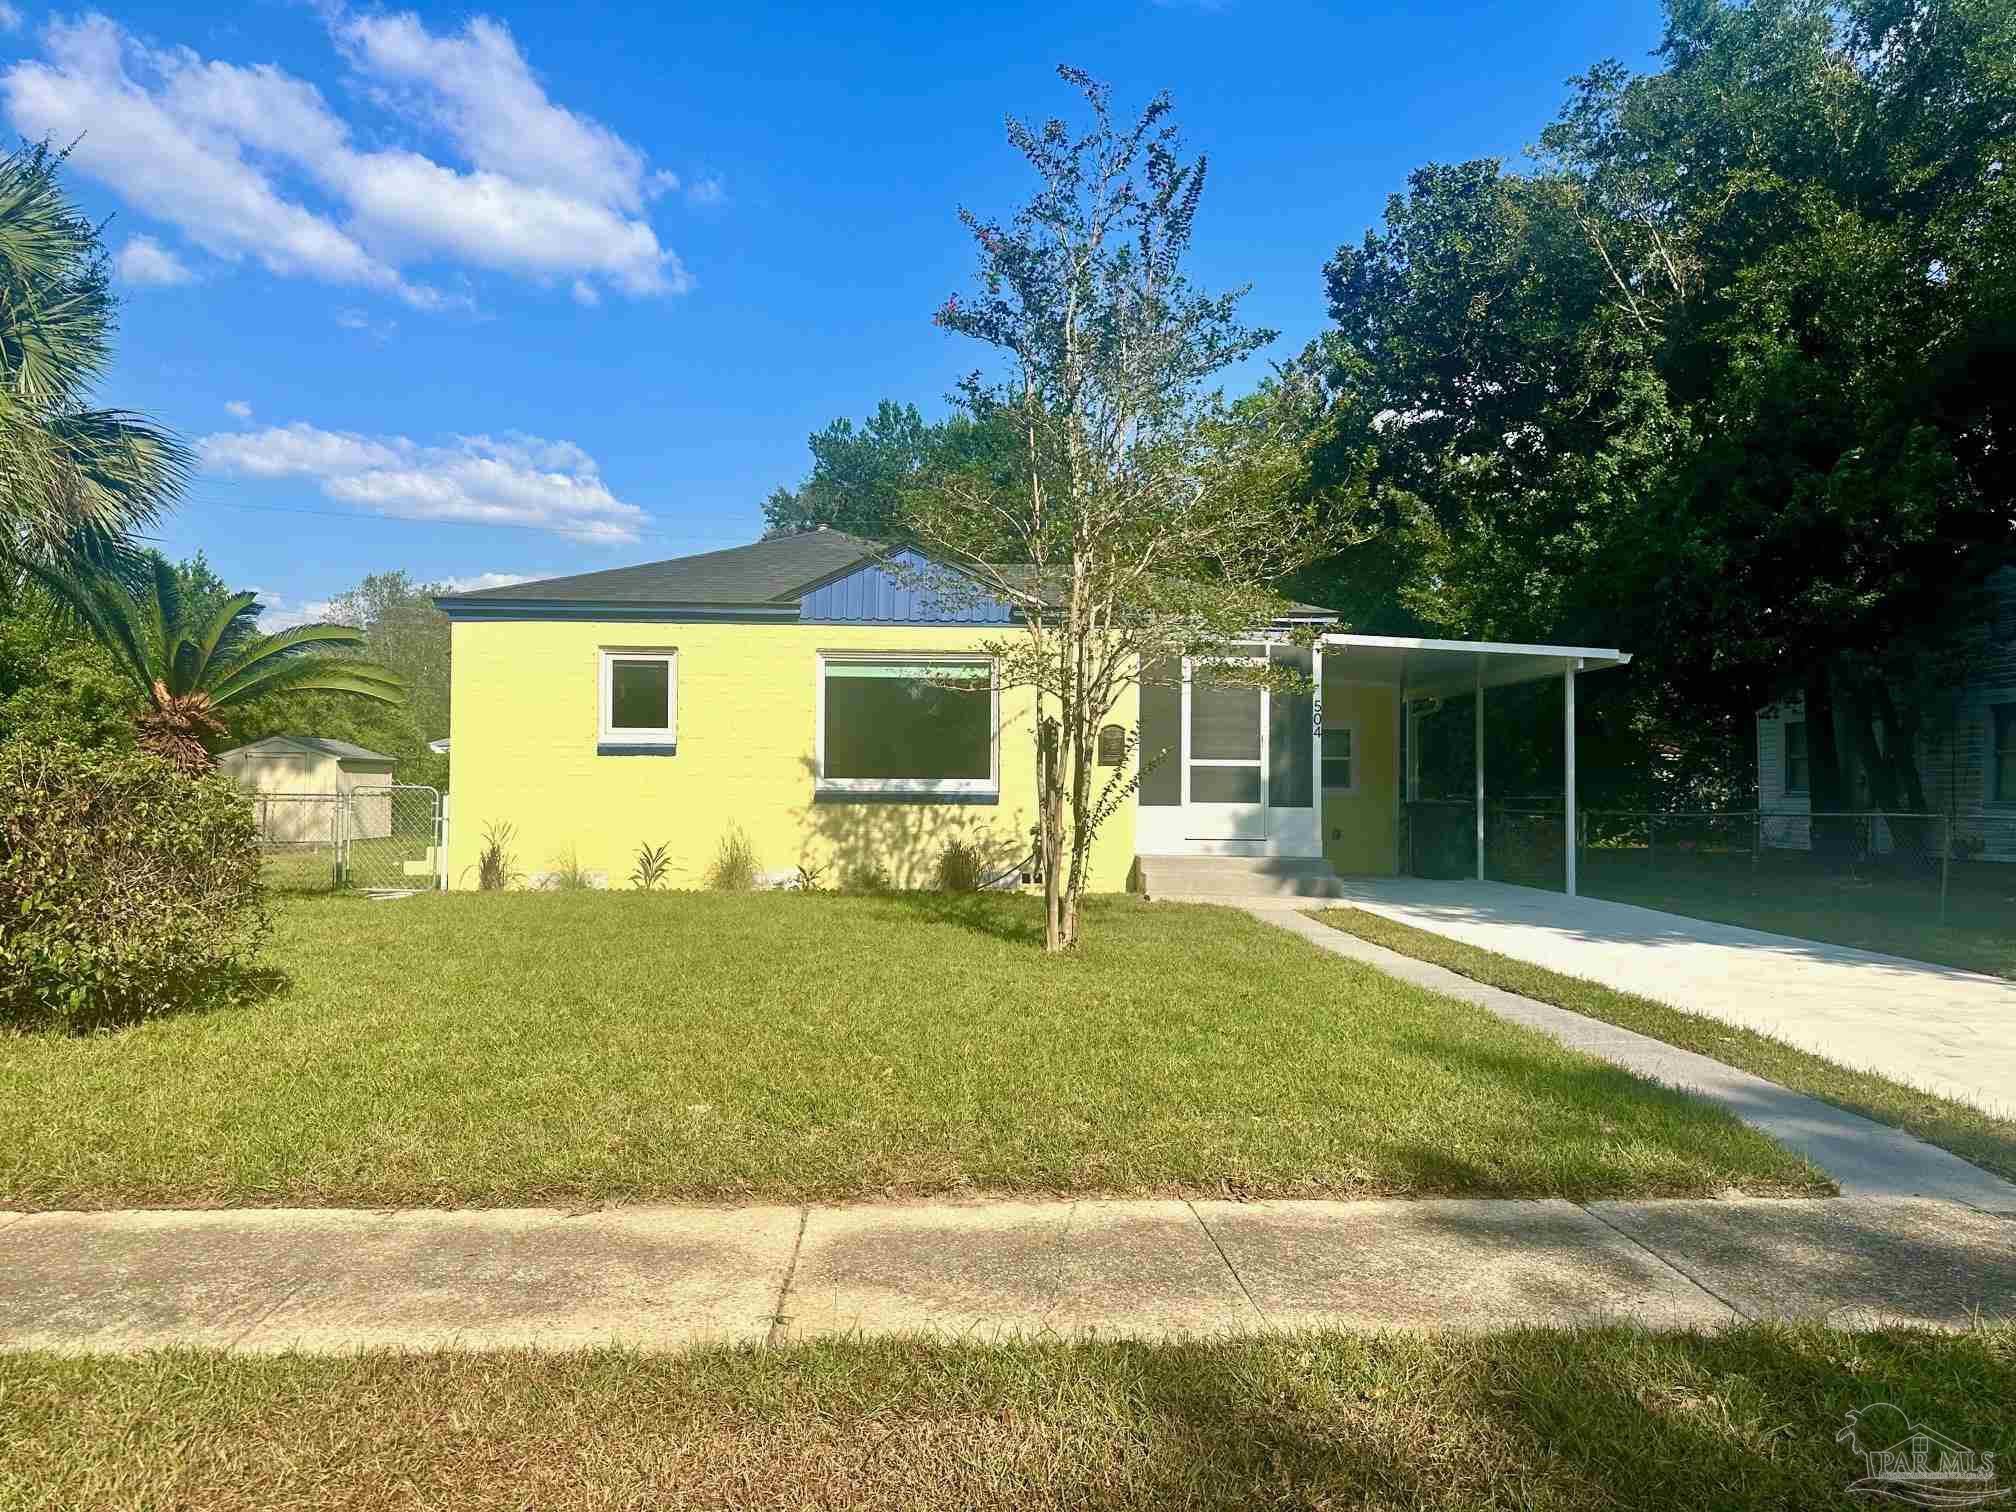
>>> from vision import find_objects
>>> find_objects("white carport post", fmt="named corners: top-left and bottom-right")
top-left (1473, 657), bottom-right (1485, 882)
top-left (1564, 658), bottom-right (1578, 898)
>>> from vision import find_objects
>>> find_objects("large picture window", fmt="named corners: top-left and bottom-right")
top-left (599, 649), bottom-right (676, 749)
top-left (817, 655), bottom-right (996, 796)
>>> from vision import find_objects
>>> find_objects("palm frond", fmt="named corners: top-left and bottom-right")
top-left (211, 655), bottom-right (407, 710)
top-left (12, 558), bottom-right (156, 694)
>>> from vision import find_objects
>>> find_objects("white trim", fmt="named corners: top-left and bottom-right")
top-left (1320, 632), bottom-right (1630, 664)
top-left (814, 652), bottom-right (1000, 797)
top-left (1320, 719), bottom-right (1360, 795)
top-left (1181, 653), bottom-right (1268, 839)
top-left (598, 647), bottom-right (677, 745)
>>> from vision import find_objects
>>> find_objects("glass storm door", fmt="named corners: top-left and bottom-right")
top-left (1184, 656), bottom-right (1268, 839)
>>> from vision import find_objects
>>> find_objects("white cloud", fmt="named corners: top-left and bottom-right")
top-left (224, 398), bottom-right (253, 419)
top-left (200, 421), bottom-right (648, 543)
top-left (685, 175), bottom-right (724, 207)
top-left (0, 12), bottom-right (691, 307)
top-left (255, 592), bottom-right (342, 631)
top-left (0, 5), bottom-right (23, 33)
top-left (433, 571), bottom-right (533, 593)
top-left (113, 232), bottom-right (194, 286)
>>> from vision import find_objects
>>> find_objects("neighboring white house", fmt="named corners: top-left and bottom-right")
top-left (1756, 565), bottom-right (2016, 862)
top-left (217, 736), bottom-right (397, 842)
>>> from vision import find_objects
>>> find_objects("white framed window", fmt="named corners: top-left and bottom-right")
top-left (599, 648), bottom-right (677, 748)
top-left (815, 653), bottom-right (998, 797)
top-left (1322, 722), bottom-right (1357, 793)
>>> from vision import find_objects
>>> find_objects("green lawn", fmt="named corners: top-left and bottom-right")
top-left (3, 1324), bottom-right (2009, 1510)
top-left (0, 893), bottom-right (1825, 1208)
top-left (1578, 848), bottom-right (2016, 980)
top-left (1316, 907), bottom-right (2016, 1183)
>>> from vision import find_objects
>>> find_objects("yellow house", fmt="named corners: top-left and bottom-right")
top-left (437, 530), bottom-right (1629, 894)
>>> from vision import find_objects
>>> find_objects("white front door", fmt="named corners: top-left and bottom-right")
top-left (1183, 656), bottom-right (1268, 839)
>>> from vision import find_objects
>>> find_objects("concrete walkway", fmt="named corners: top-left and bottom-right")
top-left (1252, 906), bottom-right (2016, 1213)
top-left (1284, 878), bottom-right (2016, 1118)
top-left (1, 1194), bottom-right (2010, 1354)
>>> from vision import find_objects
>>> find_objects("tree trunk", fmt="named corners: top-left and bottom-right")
top-left (1038, 713), bottom-right (1066, 952)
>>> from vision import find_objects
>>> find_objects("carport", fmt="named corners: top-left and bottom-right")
top-left (1318, 634), bottom-right (1633, 895)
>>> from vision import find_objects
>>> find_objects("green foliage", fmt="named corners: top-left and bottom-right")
top-left (540, 849), bottom-right (596, 891)
top-left (840, 860), bottom-right (891, 894)
top-left (934, 839), bottom-right (986, 893)
top-left (0, 142), bottom-right (191, 570)
top-left (472, 822), bottom-right (522, 892)
top-left (792, 860), bottom-right (829, 892)
top-left (705, 828), bottom-right (761, 892)
top-left (0, 740), bottom-right (268, 1029)
top-left (1302, 0), bottom-right (2016, 805)
top-left (630, 841), bottom-right (675, 891)
top-left (761, 401), bottom-right (1023, 541)
top-left (25, 556), bottom-right (405, 769)
top-left (912, 68), bottom-right (1360, 948)
top-left (0, 576), bottom-right (134, 751)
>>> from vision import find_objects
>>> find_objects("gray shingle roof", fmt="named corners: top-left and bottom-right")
top-left (437, 529), bottom-right (884, 607)
top-left (434, 527), bottom-right (1337, 619)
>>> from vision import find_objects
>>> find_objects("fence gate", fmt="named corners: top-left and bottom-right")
top-left (339, 785), bottom-right (445, 892)
top-left (249, 786), bottom-right (445, 893)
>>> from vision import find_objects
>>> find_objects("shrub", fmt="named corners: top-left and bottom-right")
top-left (841, 860), bottom-right (892, 894)
top-left (540, 848), bottom-right (596, 891)
top-left (0, 741), bottom-right (269, 1029)
top-left (936, 838), bottom-right (987, 892)
top-left (793, 861), bottom-right (829, 892)
top-left (631, 841), bottom-right (674, 890)
top-left (472, 822), bottom-right (522, 891)
top-left (705, 828), bottom-right (760, 891)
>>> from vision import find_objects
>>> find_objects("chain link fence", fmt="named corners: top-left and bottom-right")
top-left (1404, 801), bottom-right (2016, 935)
top-left (245, 786), bottom-right (445, 894)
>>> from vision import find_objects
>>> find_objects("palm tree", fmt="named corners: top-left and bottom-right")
top-left (0, 142), bottom-right (190, 569)
top-left (29, 558), bottom-right (405, 771)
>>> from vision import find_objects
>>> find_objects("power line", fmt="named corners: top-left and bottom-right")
top-left (184, 494), bottom-right (711, 546)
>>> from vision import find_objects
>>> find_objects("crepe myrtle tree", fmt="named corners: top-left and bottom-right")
top-left (901, 68), bottom-right (1365, 952)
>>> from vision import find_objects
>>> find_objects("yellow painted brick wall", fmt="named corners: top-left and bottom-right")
top-left (446, 619), bottom-right (1137, 892)
top-left (1322, 681), bottom-right (1399, 874)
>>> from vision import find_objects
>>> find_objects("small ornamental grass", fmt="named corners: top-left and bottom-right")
top-left (0, 741), bottom-right (269, 1030)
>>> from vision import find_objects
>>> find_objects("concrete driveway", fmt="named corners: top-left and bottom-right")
top-left (1321, 879), bottom-right (2016, 1118)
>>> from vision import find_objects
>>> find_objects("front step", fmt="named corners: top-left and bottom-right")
top-left (1134, 854), bottom-right (1353, 899)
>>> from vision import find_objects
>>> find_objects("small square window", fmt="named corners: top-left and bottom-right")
top-left (600, 650), bottom-right (676, 749)
top-left (1783, 720), bottom-right (1809, 793)
top-left (1322, 725), bottom-right (1355, 792)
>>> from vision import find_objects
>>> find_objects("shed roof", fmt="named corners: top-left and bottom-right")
top-left (220, 735), bottom-right (396, 763)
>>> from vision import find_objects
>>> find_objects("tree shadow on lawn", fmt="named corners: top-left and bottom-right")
top-left (875, 889), bottom-right (1049, 948)
top-left (1085, 1321), bottom-right (2016, 1509)
top-left (2, 961), bottom-right (291, 1039)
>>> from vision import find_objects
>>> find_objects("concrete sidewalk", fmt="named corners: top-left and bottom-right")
top-left (0, 1195), bottom-right (2009, 1354)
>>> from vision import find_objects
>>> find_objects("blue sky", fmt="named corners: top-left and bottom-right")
top-left (1, 0), bottom-right (1667, 624)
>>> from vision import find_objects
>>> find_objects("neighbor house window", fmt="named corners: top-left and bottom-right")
top-left (817, 655), bottom-right (997, 796)
top-left (1993, 703), bottom-right (2016, 801)
top-left (599, 649), bottom-right (676, 749)
top-left (1322, 724), bottom-right (1356, 792)
top-left (1783, 720), bottom-right (1809, 792)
